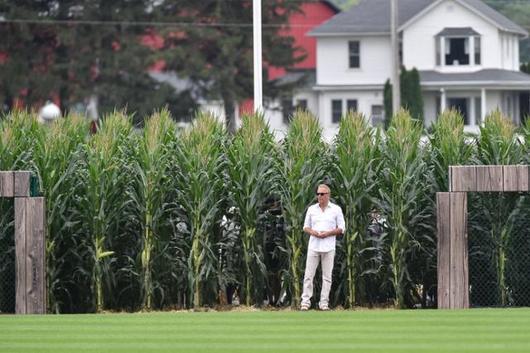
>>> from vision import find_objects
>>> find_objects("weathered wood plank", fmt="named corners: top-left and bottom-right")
top-left (436, 193), bottom-right (451, 309)
top-left (14, 171), bottom-right (31, 197)
top-left (449, 192), bottom-right (468, 309)
top-left (449, 166), bottom-right (476, 192)
top-left (463, 215), bottom-right (470, 309)
top-left (475, 165), bottom-right (503, 192)
top-left (503, 165), bottom-right (529, 192)
top-left (25, 198), bottom-right (46, 314)
top-left (0, 171), bottom-right (14, 197)
top-left (14, 198), bottom-right (27, 314)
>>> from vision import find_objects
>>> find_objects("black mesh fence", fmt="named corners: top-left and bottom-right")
top-left (0, 199), bottom-right (15, 313)
top-left (468, 193), bottom-right (530, 307)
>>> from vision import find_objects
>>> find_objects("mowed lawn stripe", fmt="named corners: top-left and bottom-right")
top-left (1, 309), bottom-right (529, 353)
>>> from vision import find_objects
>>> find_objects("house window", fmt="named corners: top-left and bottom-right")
top-left (474, 36), bottom-right (481, 65)
top-left (346, 99), bottom-right (358, 113)
top-left (296, 99), bottom-right (308, 110)
top-left (445, 37), bottom-right (469, 66)
top-left (332, 99), bottom-right (342, 123)
top-left (448, 98), bottom-right (469, 125)
top-left (437, 28), bottom-right (481, 67)
top-left (349, 41), bottom-right (360, 68)
top-left (371, 105), bottom-right (384, 126)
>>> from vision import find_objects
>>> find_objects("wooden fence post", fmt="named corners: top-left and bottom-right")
top-left (437, 192), bottom-right (469, 309)
top-left (14, 196), bottom-right (46, 314)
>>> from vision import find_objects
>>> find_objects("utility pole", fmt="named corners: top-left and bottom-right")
top-left (391, 0), bottom-right (401, 113)
top-left (253, 0), bottom-right (263, 113)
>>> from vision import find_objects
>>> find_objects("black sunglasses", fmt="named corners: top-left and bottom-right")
top-left (316, 192), bottom-right (329, 196)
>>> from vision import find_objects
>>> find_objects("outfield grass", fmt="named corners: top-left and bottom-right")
top-left (1, 308), bottom-right (530, 352)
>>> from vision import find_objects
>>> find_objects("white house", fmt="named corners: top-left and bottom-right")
top-left (277, 0), bottom-right (530, 139)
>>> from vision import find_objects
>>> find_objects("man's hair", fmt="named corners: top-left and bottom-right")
top-left (317, 184), bottom-right (331, 193)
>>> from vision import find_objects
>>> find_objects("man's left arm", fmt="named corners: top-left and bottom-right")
top-left (321, 206), bottom-right (345, 237)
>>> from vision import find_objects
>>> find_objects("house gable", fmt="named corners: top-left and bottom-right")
top-left (310, 0), bottom-right (527, 38)
top-left (399, 0), bottom-right (527, 37)
top-left (402, 0), bottom-right (520, 71)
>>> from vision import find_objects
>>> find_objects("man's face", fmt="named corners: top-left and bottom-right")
top-left (316, 187), bottom-right (330, 206)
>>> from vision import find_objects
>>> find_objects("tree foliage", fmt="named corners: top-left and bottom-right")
top-left (0, 1), bottom-right (302, 126)
top-left (383, 67), bottom-right (424, 128)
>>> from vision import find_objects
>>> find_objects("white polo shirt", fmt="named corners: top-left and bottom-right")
top-left (303, 201), bottom-right (345, 252)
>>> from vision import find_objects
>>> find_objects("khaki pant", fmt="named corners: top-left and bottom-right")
top-left (301, 249), bottom-right (335, 309)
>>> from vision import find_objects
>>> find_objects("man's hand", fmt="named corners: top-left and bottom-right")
top-left (304, 227), bottom-right (342, 238)
top-left (318, 229), bottom-right (343, 238)
top-left (317, 230), bottom-right (330, 238)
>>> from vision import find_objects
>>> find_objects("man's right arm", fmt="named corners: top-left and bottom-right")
top-left (303, 207), bottom-right (319, 237)
top-left (303, 226), bottom-right (319, 237)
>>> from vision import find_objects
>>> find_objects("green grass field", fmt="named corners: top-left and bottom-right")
top-left (1, 308), bottom-right (530, 352)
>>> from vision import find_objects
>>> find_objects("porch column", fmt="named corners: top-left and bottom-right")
top-left (481, 88), bottom-right (487, 123)
top-left (515, 92), bottom-right (520, 125)
top-left (440, 88), bottom-right (446, 112)
top-left (469, 97), bottom-right (476, 126)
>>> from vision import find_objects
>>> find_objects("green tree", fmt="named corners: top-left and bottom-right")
top-left (405, 68), bottom-right (424, 123)
top-left (383, 68), bottom-right (424, 127)
top-left (0, 1), bottom-right (198, 123)
top-left (383, 79), bottom-right (392, 129)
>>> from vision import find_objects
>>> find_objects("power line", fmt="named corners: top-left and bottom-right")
top-left (0, 18), bottom-right (316, 29)
top-left (3, 18), bottom-right (530, 31)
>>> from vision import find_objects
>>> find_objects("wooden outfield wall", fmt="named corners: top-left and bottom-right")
top-left (0, 171), bottom-right (46, 314)
top-left (437, 165), bottom-right (529, 309)
top-left (2, 166), bottom-right (527, 312)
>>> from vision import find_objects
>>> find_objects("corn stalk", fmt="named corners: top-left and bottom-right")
top-left (280, 110), bottom-right (328, 307)
top-left (428, 109), bottom-right (474, 191)
top-left (226, 113), bottom-right (278, 306)
top-left (32, 114), bottom-right (89, 313)
top-left (136, 109), bottom-right (178, 310)
top-left (0, 110), bottom-right (42, 169)
top-left (377, 109), bottom-right (429, 308)
top-left (332, 112), bottom-right (380, 307)
top-left (476, 110), bottom-right (521, 306)
top-left (175, 112), bottom-right (226, 308)
top-left (82, 111), bottom-right (135, 312)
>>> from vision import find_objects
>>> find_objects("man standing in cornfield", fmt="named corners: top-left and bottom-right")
top-left (300, 184), bottom-right (345, 311)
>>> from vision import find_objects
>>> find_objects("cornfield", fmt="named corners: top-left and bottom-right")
top-left (0, 108), bottom-right (529, 312)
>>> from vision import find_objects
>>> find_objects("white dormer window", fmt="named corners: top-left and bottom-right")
top-left (445, 37), bottom-right (469, 65)
top-left (435, 27), bottom-right (481, 67)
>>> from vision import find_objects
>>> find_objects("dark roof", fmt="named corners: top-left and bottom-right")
top-left (322, 0), bottom-right (341, 13)
top-left (436, 27), bottom-right (479, 37)
top-left (420, 69), bottom-right (530, 86)
top-left (309, 0), bottom-right (431, 36)
top-left (273, 69), bottom-right (316, 88)
top-left (310, 0), bottom-right (527, 37)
